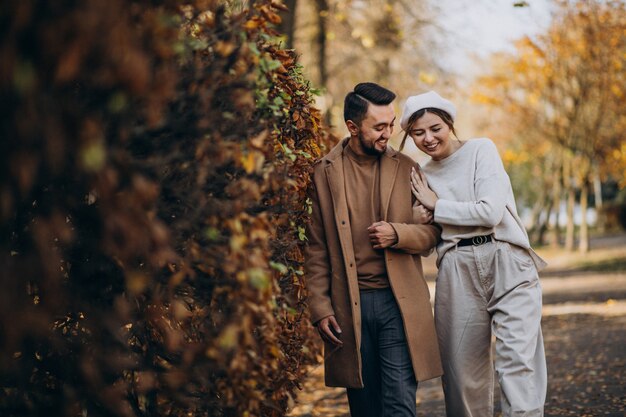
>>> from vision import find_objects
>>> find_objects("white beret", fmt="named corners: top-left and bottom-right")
top-left (400, 91), bottom-right (457, 131)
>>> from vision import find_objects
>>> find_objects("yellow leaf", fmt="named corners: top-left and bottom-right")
top-left (218, 324), bottom-right (239, 350)
top-left (125, 271), bottom-right (149, 295)
top-left (80, 141), bottom-right (106, 172)
top-left (214, 41), bottom-right (236, 57)
top-left (230, 234), bottom-right (247, 251)
top-left (419, 72), bottom-right (436, 85)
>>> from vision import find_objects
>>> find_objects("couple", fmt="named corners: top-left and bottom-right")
top-left (305, 82), bottom-right (548, 417)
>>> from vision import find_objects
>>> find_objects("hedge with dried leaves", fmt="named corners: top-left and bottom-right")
top-left (0, 1), bottom-right (330, 416)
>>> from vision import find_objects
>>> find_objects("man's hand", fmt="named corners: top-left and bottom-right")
top-left (367, 221), bottom-right (398, 249)
top-left (317, 315), bottom-right (343, 346)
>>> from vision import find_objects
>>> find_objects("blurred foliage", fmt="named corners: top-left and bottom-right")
top-left (472, 0), bottom-right (626, 247)
top-left (285, 0), bottom-right (447, 131)
top-left (0, 0), bottom-right (332, 416)
top-left (474, 0), bottom-right (626, 181)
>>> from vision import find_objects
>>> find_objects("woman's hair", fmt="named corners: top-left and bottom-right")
top-left (399, 107), bottom-right (457, 151)
top-left (344, 82), bottom-right (396, 126)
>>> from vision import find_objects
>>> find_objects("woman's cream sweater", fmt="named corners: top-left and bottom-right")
top-left (422, 138), bottom-right (546, 270)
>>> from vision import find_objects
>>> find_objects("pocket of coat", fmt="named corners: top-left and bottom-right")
top-left (324, 342), bottom-right (343, 359)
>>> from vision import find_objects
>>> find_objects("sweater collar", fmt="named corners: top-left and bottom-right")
top-left (343, 140), bottom-right (380, 164)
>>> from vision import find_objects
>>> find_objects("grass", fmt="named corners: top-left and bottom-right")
top-left (573, 257), bottom-right (626, 272)
top-left (537, 233), bottom-right (626, 275)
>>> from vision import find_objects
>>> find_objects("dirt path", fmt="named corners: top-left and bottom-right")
top-left (288, 238), bottom-right (626, 417)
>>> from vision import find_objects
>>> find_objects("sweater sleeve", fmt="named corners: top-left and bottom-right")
top-left (434, 140), bottom-right (509, 227)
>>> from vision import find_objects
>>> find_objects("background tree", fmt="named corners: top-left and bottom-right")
top-left (285, 0), bottom-right (449, 134)
top-left (278, 0), bottom-right (298, 49)
top-left (473, 0), bottom-right (626, 251)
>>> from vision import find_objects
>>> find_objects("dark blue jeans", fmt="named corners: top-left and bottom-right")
top-left (347, 288), bottom-right (418, 417)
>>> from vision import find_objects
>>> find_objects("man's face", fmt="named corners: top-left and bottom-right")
top-left (349, 103), bottom-right (395, 156)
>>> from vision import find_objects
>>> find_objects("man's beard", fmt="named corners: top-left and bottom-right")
top-left (358, 131), bottom-right (385, 156)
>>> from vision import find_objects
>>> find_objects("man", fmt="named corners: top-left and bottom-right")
top-left (305, 82), bottom-right (442, 417)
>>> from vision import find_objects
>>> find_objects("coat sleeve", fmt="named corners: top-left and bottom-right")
top-left (388, 222), bottom-right (441, 255)
top-left (391, 201), bottom-right (440, 258)
top-left (387, 160), bottom-right (441, 255)
top-left (434, 139), bottom-right (509, 227)
top-left (305, 172), bottom-right (335, 325)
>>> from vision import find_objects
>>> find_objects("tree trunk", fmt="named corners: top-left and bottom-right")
top-left (549, 164), bottom-right (562, 248)
top-left (314, 0), bottom-right (328, 87)
top-left (579, 179), bottom-right (590, 253)
top-left (528, 189), bottom-right (546, 244)
top-left (313, 0), bottom-right (330, 125)
top-left (564, 158), bottom-right (576, 251)
top-left (593, 167), bottom-right (604, 232)
top-left (536, 199), bottom-right (553, 246)
top-left (565, 186), bottom-right (576, 251)
top-left (277, 0), bottom-right (298, 49)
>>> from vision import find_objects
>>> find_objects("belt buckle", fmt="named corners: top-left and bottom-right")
top-left (471, 235), bottom-right (487, 246)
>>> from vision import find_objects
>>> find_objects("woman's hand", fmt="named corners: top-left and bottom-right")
top-left (411, 168), bottom-right (438, 211)
top-left (412, 202), bottom-right (433, 224)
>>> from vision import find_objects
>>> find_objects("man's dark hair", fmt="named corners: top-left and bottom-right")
top-left (343, 82), bottom-right (396, 126)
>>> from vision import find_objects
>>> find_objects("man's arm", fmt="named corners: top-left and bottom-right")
top-left (305, 176), bottom-right (335, 325)
top-left (388, 222), bottom-right (441, 255)
top-left (389, 163), bottom-right (441, 255)
top-left (305, 177), bottom-right (343, 345)
top-left (368, 221), bottom-right (440, 254)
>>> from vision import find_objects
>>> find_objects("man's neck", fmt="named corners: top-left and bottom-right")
top-left (347, 136), bottom-right (380, 160)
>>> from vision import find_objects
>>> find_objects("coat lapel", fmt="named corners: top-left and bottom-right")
top-left (325, 157), bottom-right (349, 233)
top-left (324, 141), bottom-right (400, 223)
top-left (323, 139), bottom-right (350, 234)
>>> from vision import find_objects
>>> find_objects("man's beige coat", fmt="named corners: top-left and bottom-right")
top-left (306, 138), bottom-right (443, 388)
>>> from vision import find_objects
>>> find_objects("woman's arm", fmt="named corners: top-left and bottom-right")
top-left (412, 140), bottom-right (509, 228)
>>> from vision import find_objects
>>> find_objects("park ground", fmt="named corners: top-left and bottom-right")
top-left (287, 234), bottom-right (626, 417)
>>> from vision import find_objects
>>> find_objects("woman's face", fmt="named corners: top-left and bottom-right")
top-left (408, 111), bottom-right (456, 161)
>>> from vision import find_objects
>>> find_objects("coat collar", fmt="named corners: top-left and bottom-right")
top-left (323, 137), bottom-right (400, 220)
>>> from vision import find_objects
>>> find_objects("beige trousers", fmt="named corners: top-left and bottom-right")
top-left (435, 240), bottom-right (547, 417)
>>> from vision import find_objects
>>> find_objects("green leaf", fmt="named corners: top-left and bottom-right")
top-left (204, 227), bottom-right (221, 241)
top-left (248, 42), bottom-right (260, 56)
top-left (248, 268), bottom-right (270, 290)
top-left (269, 261), bottom-right (288, 275)
top-left (108, 92), bottom-right (127, 113)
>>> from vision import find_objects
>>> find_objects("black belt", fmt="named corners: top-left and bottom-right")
top-left (457, 235), bottom-right (492, 247)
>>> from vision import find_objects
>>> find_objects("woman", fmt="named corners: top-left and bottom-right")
top-left (399, 91), bottom-right (547, 417)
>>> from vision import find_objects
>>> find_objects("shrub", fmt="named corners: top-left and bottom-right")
top-left (0, 1), bottom-right (329, 416)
